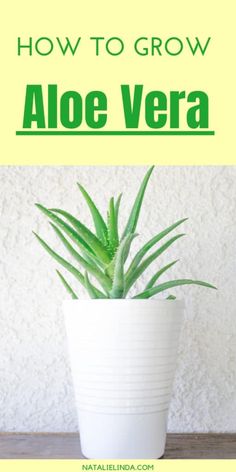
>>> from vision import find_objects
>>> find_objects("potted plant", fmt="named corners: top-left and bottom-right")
top-left (34, 166), bottom-right (216, 459)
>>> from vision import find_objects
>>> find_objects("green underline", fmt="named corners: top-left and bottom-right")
top-left (16, 130), bottom-right (215, 136)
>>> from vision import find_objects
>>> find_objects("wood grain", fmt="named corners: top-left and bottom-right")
top-left (0, 433), bottom-right (235, 459)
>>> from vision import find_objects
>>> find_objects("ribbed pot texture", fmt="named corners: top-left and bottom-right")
top-left (63, 299), bottom-right (184, 459)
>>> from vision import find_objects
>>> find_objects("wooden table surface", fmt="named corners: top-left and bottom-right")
top-left (0, 433), bottom-right (235, 459)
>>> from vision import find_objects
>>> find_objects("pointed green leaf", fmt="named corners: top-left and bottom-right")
top-left (166, 294), bottom-right (176, 300)
top-left (145, 260), bottom-right (179, 290)
top-left (106, 232), bottom-right (138, 280)
top-left (78, 183), bottom-right (108, 245)
top-left (33, 231), bottom-right (107, 298)
top-left (35, 204), bottom-right (99, 263)
top-left (109, 234), bottom-right (137, 298)
top-left (50, 208), bottom-right (111, 265)
top-left (56, 270), bottom-right (78, 299)
top-left (133, 279), bottom-right (217, 299)
top-left (122, 166), bottom-right (154, 239)
top-left (51, 223), bottom-right (112, 292)
top-left (84, 271), bottom-right (99, 299)
top-left (125, 234), bottom-right (185, 294)
top-left (115, 193), bottom-right (122, 237)
top-left (107, 197), bottom-right (119, 256)
top-left (126, 218), bottom-right (187, 279)
top-left (115, 193), bottom-right (122, 219)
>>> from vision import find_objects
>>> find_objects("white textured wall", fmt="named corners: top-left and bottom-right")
top-left (0, 166), bottom-right (236, 432)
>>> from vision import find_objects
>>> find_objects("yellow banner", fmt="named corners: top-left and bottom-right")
top-left (1, 0), bottom-right (235, 165)
top-left (0, 460), bottom-right (236, 472)
top-left (0, 461), bottom-right (236, 472)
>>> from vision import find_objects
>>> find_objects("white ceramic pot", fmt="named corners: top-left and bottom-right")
top-left (63, 299), bottom-right (184, 459)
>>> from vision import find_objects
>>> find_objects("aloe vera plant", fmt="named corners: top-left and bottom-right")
top-left (34, 167), bottom-right (216, 299)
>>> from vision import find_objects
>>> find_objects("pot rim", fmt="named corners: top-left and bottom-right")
top-left (63, 298), bottom-right (185, 308)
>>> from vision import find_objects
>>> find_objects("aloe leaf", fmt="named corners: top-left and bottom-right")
top-left (56, 270), bottom-right (78, 299)
top-left (107, 197), bottom-right (119, 256)
top-left (145, 260), bottom-right (179, 290)
top-left (50, 223), bottom-right (112, 292)
top-left (109, 234), bottom-right (137, 298)
top-left (115, 193), bottom-right (122, 218)
top-left (125, 234), bottom-right (185, 294)
top-left (133, 279), bottom-right (217, 299)
top-left (50, 208), bottom-right (111, 265)
top-left (126, 218), bottom-right (187, 279)
top-left (166, 294), bottom-right (176, 300)
top-left (33, 232), bottom-right (107, 298)
top-left (78, 183), bottom-right (108, 245)
top-left (34, 230), bottom-right (84, 283)
top-left (122, 166), bottom-right (154, 239)
top-left (106, 232), bottom-right (138, 280)
top-left (35, 204), bottom-right (99, 262)
top-left (80, 250), bottom-right (104, 270)
top-left (85, 272), bottom-right (98, 299)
